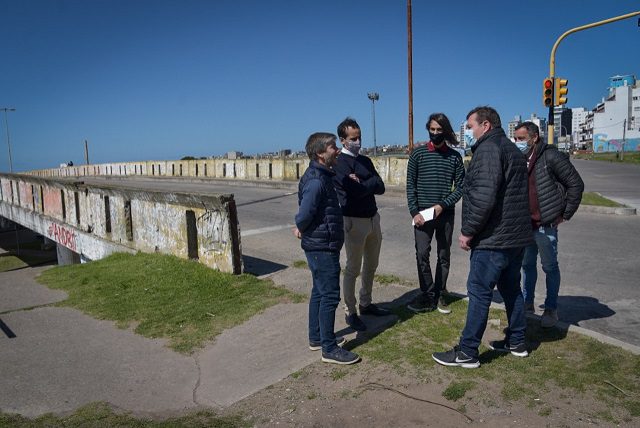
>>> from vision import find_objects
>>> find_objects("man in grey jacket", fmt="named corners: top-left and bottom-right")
top-left (514, 122), bottom-right (584, 328)
top-left (432, 106), bottom-right (533, 369)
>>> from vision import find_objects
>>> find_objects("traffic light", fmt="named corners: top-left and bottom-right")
top-left (555, 78), bottom-right (568, 105)
top-left (543, 78), bottom-right (554, 107)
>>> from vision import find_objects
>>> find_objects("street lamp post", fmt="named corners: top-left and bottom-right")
top-left (367, 92), bottom-right (379, 156)
top-left (1, 108), bottom-right (15, 173)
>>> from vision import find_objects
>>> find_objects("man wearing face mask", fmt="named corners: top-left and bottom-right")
top-left (406, 113), bottom-right (465, 314)
top-left (514, 122), bottom-right (583, 328)
top-left (333, 117), bottom-right (388, 332)
top-left (432, 106), bottom-right (532, 369)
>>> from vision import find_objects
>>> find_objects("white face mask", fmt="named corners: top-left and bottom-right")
top-left (345, 139), bottom-right (361, 155)
top-left (464, 129), bottom-right (477, 147)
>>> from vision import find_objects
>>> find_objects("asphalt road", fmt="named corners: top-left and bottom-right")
top-left (80, 160), bottom-right (640, 347)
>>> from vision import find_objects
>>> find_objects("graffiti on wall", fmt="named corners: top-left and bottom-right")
top-left (47, 222), bottom-right (78, 252)
top-left (197, 209), bottom-right (227, 253)
top-left (593, 134), bottom-right (640, 153)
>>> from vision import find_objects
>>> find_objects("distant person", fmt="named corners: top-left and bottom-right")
top-left (406, 113), bottom-right (465, 314)
top-left (432, 106), bottom-right (532, 368)
top-left (514, 122), bottom-right (584, 328)
top-left (333, 117), bottom-right (389, 332)
top-left (293, 132), bottom-right (360, 365)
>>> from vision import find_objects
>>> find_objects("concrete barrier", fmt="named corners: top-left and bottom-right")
top-left (27, 156), bottom-right (418, 186)
top-left (0, 173), bottom-right (243, 274)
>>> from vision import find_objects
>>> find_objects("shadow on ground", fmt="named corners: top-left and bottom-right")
top-left (243, 255), bottom-right (288, 276)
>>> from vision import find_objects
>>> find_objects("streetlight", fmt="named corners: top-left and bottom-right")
top-left (367, 92), bottom-right (379, 156)
top-left (1, 108), bottom-right (15, 173)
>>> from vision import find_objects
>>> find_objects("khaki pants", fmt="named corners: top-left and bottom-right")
top-left (342, 212), bottom-right (382, 315)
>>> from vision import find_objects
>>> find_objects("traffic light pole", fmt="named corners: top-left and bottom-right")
top-left (546, 10), bottom-right (640, 146)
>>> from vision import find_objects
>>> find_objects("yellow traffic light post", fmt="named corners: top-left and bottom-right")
top-left (546, 10), bottom-right (640, 146)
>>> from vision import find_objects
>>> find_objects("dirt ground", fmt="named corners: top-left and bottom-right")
top-left (225, 359), bottom-right (637, 427)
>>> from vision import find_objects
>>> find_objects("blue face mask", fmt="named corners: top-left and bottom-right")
top-left (464, 128), bottom-right (477, 147)
top-left (515, 142), bottom-right (529, 153)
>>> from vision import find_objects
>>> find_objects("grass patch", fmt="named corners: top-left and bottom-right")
top-left (373, 273), bottom-right (402, 285)
top-left (330, 368), bottom-right (348, 381)
top-left (356, 298), bottom-right (640, 416)
top-left (573, 151), bottom-right (640, 164)
top-left (37, 252), bottom-right (305, 353)
top-left (292, 260), bottom-right (308, 269)
top-left (0, 252), bottom-right (55, 272)
top-left (581, 192), bottom-right (624, 207)
top-left (538, 407), bottom-right (552, 417)
top-left (442, 380), bottom-right (476, 401)
top-left (0, 402), bottom-right (247, 427)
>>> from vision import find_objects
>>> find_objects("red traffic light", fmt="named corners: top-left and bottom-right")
top-left (543, 78), bottom-right (554, 107)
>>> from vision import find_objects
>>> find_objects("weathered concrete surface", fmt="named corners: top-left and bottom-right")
top-left (0, 173), bottom-right (242, 273)
top-left (0, 265), bottom-right (66, 313)
top-left (0, 307), bottom-right (199, 418)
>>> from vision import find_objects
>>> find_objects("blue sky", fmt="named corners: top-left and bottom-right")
top-left (1, 0), bottom-right (639, 171)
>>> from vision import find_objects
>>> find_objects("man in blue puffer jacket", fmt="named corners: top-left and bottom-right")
top-left (293, 132), bottom-right (360, 365)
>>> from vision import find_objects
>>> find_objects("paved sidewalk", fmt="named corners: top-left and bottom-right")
top-left (0, 265), bottom-right (400, 418)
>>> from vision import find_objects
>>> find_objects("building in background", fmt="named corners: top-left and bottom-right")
top-left (592, 75), bottom-right (639, 153)
top-left (507, 115), bottom-right (522, 140)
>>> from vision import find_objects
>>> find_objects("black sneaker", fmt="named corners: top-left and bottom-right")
top-left (309, 336), bottom-right (346, 351)
top-left (359, 303), bottom-right (391, 316)
top-left (345, 314), bottom-right (367, 331)
top-left (407, 294), bottom-right (436, 313)
top-left (432, 345), bottom-right (480, 368)
top-left (488, 340), bottom-right (528, 357)
top-left (321, 347), bottom-right (361, 365)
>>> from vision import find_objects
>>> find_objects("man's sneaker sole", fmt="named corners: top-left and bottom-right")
top-left (431, 354), bottom-right (480, 369)
top-left (407, 304), bottom-right (436, 314)
top-left (437, 306), bottom-right (452, 314)
top-left (487, 341), bottom-right (529, 358)
top-left (309, 336), bottom-right (346, 351)
top-left (321, 355), bottom-right (360, 365)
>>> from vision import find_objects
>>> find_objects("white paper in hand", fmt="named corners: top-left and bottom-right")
top-left (412, 207), bottom-right (435, 225)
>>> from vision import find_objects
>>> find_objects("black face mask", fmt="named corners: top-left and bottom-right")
top-left (429, 132), bottom-right (446, 145)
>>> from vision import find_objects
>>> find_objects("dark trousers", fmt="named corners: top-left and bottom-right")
top-left (459, 247), bottom-right (527, 358)
top-left (413, 210), bottom-right (454, 303)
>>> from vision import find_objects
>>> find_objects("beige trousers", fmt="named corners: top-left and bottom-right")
top-left (342, 212), bottom-right (382, 315)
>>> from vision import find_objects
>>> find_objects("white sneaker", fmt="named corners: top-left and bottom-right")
top-left (541, 309), bottom-right (558, 328)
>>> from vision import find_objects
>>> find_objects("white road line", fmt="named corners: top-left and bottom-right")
top-left (241, 224), bottom-right (296, 237)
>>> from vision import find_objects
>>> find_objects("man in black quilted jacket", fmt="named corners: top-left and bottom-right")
top-left (514, 122), bottom-right (584, 328)
top-left (432, 106), bottom-right (533, 368)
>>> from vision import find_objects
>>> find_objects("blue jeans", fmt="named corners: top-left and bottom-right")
top-left (522, 225), bottom-right (560, 310)
top-left (459, 248), bottom-right (527, 358)
top-left (306, 251), bottom-right (341, 353)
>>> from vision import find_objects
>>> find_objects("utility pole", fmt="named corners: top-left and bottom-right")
top-left (84, 140), bottom-right (90, 165)
top-left (545, 10), bottom-right (640, 146)
top-left (1, 107), bottom-right (15, 173)
top-left (407, 0), bottom-right (414, 152)
top-left (621, 118), bottom-right (627, 161)
top-left (367, 92), bottom-right (379, 156)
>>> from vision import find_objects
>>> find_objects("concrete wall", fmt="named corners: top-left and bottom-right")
top-left (0, 173), bottom-right (243, 274)
top-left (27, 156), bottom-right (417, 186)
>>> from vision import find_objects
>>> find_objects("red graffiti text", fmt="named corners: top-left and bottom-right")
top-left (47, 223), bottom-right (77, 252)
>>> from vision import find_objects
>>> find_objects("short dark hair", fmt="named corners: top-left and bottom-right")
top-left (466, 106), bottom-right (502, 129)
top-left (337, 117), bottom-right (360, 140)
top-left (305, 132), bottom-right (336, 161)
top-left (426, 113), bottom-right (458, 145)
top-left (514, 122), bottom-right (540, 140)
